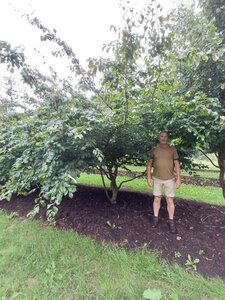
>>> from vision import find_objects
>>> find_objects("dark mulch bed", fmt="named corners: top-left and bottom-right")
top-left (0, 185), bottom-right (225, 280)
top-left (181, 175), bottom-right (220, 187)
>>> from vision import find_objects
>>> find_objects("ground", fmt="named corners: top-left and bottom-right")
top-left (0, 182), bottom-right (225, 280)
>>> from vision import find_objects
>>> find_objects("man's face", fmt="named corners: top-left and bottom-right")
top-left (159, 132), bottom-right (169, 145)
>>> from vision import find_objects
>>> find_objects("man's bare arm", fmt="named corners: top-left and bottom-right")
top-left (146, 159), bottom-right (153, 186)
top-left (174, 160), bottom-right (181, 188)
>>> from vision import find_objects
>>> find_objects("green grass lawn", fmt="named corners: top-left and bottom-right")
top-left (188, 170), bottom-right (220, 179)
top-left (193, 153), bottom-right (218, 170)
top-left (123, 157), bottom-right (220, 180)
top-left (1, 163), bottom-right (224, 299)
top-left (1, 210), bottom-right (225, 300)
top-left (78, 173), bottom-right (225, 206)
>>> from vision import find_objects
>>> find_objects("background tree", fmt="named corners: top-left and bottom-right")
top-left (166, 1), bottom-right (225, 196)
top-left (0, 21), bottom-right (99, 219)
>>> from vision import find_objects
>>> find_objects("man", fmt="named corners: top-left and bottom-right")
top-left (147, 131), bottom-right (181, 234)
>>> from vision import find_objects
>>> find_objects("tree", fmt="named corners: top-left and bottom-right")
top-left (0, 20), bottom-right (99, 220)
top-left (87, 32), bottom-right (149, 203)
top-left (166, 1), bottom-right (225, 197)
top-left (199, 0), bottom-right (225, 36)
top-left (0, 40), bottom-right (25, 69)
top-left (197, 0), bottom-right (225, 197)
top-left (85, 2), bottom-right (171, 203)
top-left (2, 0), bottom-right (225, 222)
top-left (0, 94), bottom-right (99, 222)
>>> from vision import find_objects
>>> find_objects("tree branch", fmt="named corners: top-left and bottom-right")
top-left (199, 149), bottom-right (219, 169)
top-left (97, 166), bottom-right (110, 180)
top-left (218, 149), bottom-right (225, 199)
top-left (98, 167), bottom-right (111, 201)
top-left (118, 171), bottom-right (146, 189)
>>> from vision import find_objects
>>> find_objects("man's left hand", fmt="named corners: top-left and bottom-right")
top-left (176, 178), bottom-right (181, 189)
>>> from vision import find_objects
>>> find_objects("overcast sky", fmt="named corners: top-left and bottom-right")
top-left (0, 0), bottom-right (190, 106)
top-left (0, 0), bottom-right (141, 65)
top-left (0, 0), bottom-right (190, 66)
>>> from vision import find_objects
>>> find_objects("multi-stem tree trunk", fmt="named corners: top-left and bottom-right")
top-left (218, 149), bottom-right (225, 199)
top-left (98, 164), bottom-right (119, 204)
top-left (109, 176), bottom-right (119, 204)
top-left (201, 149), bottom-right (225, 199)
top-left (98, 164), bottom-right (146, 204)
top-left (108, 164), bottom-right (119, 204)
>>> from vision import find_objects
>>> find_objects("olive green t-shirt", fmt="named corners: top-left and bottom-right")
top-left (149, 144), bottom-right (179, 180)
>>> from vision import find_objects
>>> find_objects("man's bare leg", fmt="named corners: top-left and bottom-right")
top-left (165, 197), bottom-right (175, 219)
top-left (152, 196), bottom-right (161, 227)
top-left (153, 196), bottom-right (161, 217)
top-left (166, 197), bottom-right (177, 233)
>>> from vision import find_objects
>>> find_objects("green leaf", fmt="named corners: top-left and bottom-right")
top-left (143, 288), bottom-right (162, 300)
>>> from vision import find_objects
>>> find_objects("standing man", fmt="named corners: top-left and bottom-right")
top-left (147, 131), bottom-right (181, 233)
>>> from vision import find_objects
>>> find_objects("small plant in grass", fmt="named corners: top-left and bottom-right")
top-left (198, 249), bottom-right (205, 255)
top-left (174, 251), bottom-right (182, 258)
top-left (7, 211), bottom-right (19, 219)
top-left (185, 254), bottom-right (200, 271)
top-left (45, 261), bottom-right (63, 289)
top-left (169, 293), bottom-right (179, 300)
top-left (143, 288), bottom-right (162, 300)
top-left (106, 220), bottom-right (116, 229)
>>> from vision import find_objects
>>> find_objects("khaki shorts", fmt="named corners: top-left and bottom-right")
top-left (152, 176), bottom-right (176, 197)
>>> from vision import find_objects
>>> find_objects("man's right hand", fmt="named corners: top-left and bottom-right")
top-left (147, 178), bottom-right (152, 187)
